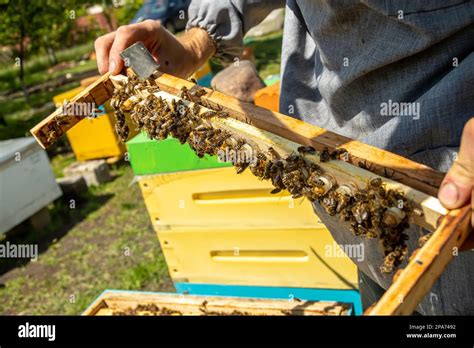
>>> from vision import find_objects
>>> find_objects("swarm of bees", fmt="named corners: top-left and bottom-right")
top-left (112, 301), bottom-right (253, 316)
top-left (110, 76), bottom-right (427, 275)
top-left (113, 303), bottom-right (183, 316)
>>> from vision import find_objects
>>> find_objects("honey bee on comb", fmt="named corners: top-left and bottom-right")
top-left (320, 147), bottom-right (331, 162)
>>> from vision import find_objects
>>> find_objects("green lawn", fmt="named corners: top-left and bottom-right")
top-left (0, 42), bottom-right (95, 92)
top-left (0, 165), bottom-right (173, 315)
top-left (0, 59), bottom-right (98, 141)
top-left (246, 30), bottom-right (283, 80)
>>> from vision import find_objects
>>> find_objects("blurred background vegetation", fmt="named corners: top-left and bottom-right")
top-left (0, 0), bottom-right (142, 141)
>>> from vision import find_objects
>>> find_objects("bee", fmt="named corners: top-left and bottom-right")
top-left (354, 190), bottom-right (368, 202)
top-left (297, 145), bottom-right (316, 155)
top-left (249, 152), bottom-right (268, 178)
top-left (335, 191), bottom-right (352, 214)
top-left (179, 86), bottom-right (192, 100)
top-left (369, 177), bottom-right (382, 188)
top-left (200, 111), bottom-right (217, 119)
top-left (191, 103), bottom-right (201, 116)
top-left (285, 153), bottom-right (303, 172)
top-left (216, 110), bottom-right (229, 118)
top-left (330, 148), bottom-right (349, 161)
top-left (55, 115), bottom-right (69, 126)
top-left (46, 129), bottom-right (58, 144)
top-left (321, 191), bottom-right (338, 216)
top-left (349, 221), bottom-right (359, 235)
top-left (418, 232), bottom-right (433, 247)
top-left (308, 163), bottom-right (324, 176)
top-left (267, 147), bottom-right (281, 160)
top-left (320, 147), bottom-right (331, 162)
top-left (192, 88), bottom-right (207, 98)
top-left (351, 203), bottom-right (370, 224)
top-left (282, 170), bottom-right (305, 198)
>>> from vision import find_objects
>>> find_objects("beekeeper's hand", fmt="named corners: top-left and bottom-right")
top-left (438, 117), bottom-right (473, 248)
top-left (94, 20), bottom-right (215, 78)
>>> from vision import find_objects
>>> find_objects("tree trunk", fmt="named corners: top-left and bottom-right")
top-left (19, 0), bottom-right (29, 102)
top-left (19, 34), bottom-right (29, 102)
top-left (47, 45), bottom-right (58, 65)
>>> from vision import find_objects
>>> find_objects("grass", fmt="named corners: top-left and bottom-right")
top-left (0, 165), bottom-right (173, 315)
top-left (0, 60), bottom-right (97, 141)
top-left (0, 81), bottom-right (79, 141)
top-left (246, 31), bottom-right (283, 81)
top-left (0, 42), bottom-right (96, 92)
top-left (50, 152), bottom-right (76, 178)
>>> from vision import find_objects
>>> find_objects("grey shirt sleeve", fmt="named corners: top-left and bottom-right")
top-left (187, 0), bottom-right (285, 62)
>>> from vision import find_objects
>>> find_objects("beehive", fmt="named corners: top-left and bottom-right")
top-left (254, 81), bottom-right (280, 112)
top-left (0, 137), bottom-right (61, 234)
top-left (126, 129), bottom-right (359, 307)
top-left (83, 290), bottom-right (352, 316)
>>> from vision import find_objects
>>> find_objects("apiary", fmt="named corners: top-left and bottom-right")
top-left (31, 68), bottom-right (471, 315)
top-left (83, 290), bottom-right (352, 316)
top-left (0, 137), bottom-right (62, 235)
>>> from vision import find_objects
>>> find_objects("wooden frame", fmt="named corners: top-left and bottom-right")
top-left (31, 72), bottom-right (472, 315)
top-left (83, 290), bottom-right (352, 316)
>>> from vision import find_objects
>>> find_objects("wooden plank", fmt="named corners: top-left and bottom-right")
top-left (30, 73), bottom-right (113, 149)
top-left (365, 204), bottom-right (472, 315)
top-left (83, 291), bottom-right (351, 316)
top-left (152, 72), bottom-right (444, 197)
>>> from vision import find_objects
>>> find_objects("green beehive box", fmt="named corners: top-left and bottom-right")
top-left (126, 132), bottom-right (231, 175)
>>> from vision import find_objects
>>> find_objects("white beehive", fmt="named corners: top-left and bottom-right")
top-left (0, 137), bottom-right (62, 235)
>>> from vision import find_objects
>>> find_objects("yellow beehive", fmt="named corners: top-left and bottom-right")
top-left (138, 167), bottom-right (358, 290)
top-left (156, 224), bottom-right (358, 290)
top-left (191, 61), bottom-right (212, 81)
top-left (53, 86), bottom-right (136, 161)
top-left (139, 167), bottom-right (321, 227)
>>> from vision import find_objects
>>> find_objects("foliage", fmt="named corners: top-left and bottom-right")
top-left (0, 0), bottom-right (144, 96)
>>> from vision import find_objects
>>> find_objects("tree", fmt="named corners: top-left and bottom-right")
top-left (0, 0), bottom-right (81, 98)
top-left (0, 0), bottom-right (30, 99)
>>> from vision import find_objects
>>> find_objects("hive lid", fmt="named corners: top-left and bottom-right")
top-left (0, 137), bottom-right (40, 165)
